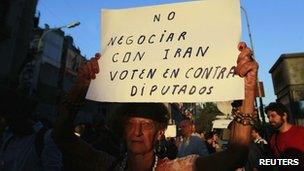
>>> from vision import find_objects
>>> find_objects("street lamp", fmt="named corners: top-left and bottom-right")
top-left (37, 21), bottom-right (81, 52)
top-left (241, 7), bottom-right (266, 125)
top-left (65, 21), bottom-right (81, 28)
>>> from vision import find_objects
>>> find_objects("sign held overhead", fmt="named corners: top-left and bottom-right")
top-left (87, 0), bottom-right (243, 102)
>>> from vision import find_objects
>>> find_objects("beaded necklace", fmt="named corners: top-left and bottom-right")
top-left (119, 154), bottom-right (158, 171)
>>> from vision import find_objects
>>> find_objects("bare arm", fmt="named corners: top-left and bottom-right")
top-left (52, 54), bottom-right (115, 168)
top-left (196, 42), bottom-right (258, 171)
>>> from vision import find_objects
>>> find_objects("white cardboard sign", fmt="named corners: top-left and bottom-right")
top-left (86, 0), bottom-right (243, 102)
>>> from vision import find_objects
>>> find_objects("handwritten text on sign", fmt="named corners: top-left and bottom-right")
top-left (86, 0), bottom-right (243, 102)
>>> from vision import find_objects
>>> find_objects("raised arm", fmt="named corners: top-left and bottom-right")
top-left (195, 42), bottom-right (258, 171)
top-left (52, 53), bottom-right (115, 169)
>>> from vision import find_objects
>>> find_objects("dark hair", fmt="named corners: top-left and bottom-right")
top-left (231, 100), bottom-right (242, 108)
top-left (0, 86), bottom-right (37, 121)
top-left (114, 103), bottom-right (169, 133)
top-left (180, 118), bottom-right (194, 125)
top-left (252, 123), bottom-right (263, 136)
top-left (205, 131), bottom-right (215, 140)
top-left (205, 131), bottom-right (218, 140)
top-left (264, 102), bottom-right (289, 117)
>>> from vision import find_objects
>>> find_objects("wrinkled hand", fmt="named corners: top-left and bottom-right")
top-left (235, 42), bottom-right (258, 92)
top-left (76, 53), bottom-right (101, 89)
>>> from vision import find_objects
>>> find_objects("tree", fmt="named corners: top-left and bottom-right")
top-left (196, 102), bottom-right (224, 132)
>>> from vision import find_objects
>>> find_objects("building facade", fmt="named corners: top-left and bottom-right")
top-left (269, 53), bottom-right (304, 125)
top-left (29, 27), bottom-right (87, 124)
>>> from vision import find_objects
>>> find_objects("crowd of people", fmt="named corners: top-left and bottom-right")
top-left (0, 42), bottom-right (303, 171)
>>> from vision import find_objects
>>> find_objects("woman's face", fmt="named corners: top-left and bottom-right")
top-left (124, 117), bottom-right (161, 155)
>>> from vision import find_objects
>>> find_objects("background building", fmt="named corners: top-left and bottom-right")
top-left (31, 28), bottom-right (87, 124)
top-left (269, 52), bottom-right (304, 125)
top-left (0, 0), bottom-right (38, 88)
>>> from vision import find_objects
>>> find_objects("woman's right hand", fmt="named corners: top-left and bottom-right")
top-left (66, 53), bottom-right (100, 103)
top-left (75, 53), bottom-right (101, 89)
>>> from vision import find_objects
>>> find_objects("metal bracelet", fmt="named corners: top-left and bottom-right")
top-left (232, 109), bottom-right (257, 126)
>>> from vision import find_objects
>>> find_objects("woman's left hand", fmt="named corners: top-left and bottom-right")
top-left (235, 42), bottom-right (259, 93)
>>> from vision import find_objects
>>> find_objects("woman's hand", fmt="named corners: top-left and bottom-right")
top-left (235, 42), bottom-right (258, 92)
top-left (195, 43), bottom-right (259, 171)
top-left (67, 53), bottom-right (101, 103)
top-left (234, 42), bottom-right (258, 114)
top-left (75, 53), bottom-right (101, 89)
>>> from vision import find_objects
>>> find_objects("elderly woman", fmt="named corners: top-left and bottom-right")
top-left (53, 42), bottom-right (258, 171)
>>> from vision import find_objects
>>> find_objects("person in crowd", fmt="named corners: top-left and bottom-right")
top-left (211, 131), bottom-right (222, 152)
top-left (178, 118), bottom-right (209, 157)
top-left (52, 42), bottom-right (258, 170)
top-left (199, 131), bottom-right (206, 141)
top-left (91, 117), bottom-right (123, 157)
top-left (251, 125), bottom-right (267, 145)
top-left (265, 102), bottom-right (304, 170)
top-left (205, 131), bottom-right (216, 154)
top-left (165, 137), bottom-right (178, 160)
top-left (73, 111), bottom-right (97, 143)
top-left (0, 87), bottom-right (62, 171)
top-left (242, 124), bottom-right (273, 171)
top-left (154, 134), bottom-right (178, 160)
top-left (191, 123), bottom-right (201, 137)
top-left (74, 122), bottom-right (86, 137)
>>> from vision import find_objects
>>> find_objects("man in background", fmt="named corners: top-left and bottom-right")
top-left (0, 87), bottom-right (62, 171)
top-left (178, 119), bottom-right (209, 157)
top-left (266, 102), bottom-right (304, 171)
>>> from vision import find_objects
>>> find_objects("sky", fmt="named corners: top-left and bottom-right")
top-left (36, 0), bottom-right (304, 105)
